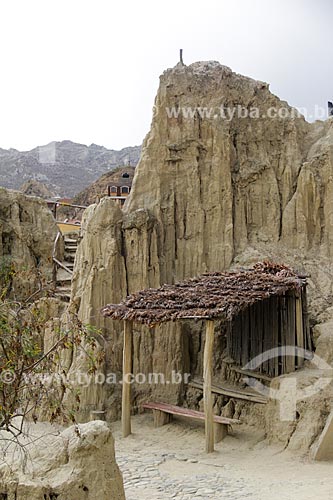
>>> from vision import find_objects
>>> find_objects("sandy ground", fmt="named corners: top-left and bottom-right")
top-left (111, 414), bottom-right (333, 500)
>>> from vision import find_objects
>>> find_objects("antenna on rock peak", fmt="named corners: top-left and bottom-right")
top-left (179, 49), bottom-right (184, 65)
top-left (328, 101), bottom-right (333, 117)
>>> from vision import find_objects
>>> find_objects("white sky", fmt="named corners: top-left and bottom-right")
top-left (0, 0), bottom-right (332, 151)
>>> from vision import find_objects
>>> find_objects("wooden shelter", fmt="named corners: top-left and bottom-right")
top-left (101, 261), bottom-right (310, 453)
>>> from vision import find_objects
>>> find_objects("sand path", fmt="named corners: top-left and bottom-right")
top-left (112, 414), bottom-right (333, 500)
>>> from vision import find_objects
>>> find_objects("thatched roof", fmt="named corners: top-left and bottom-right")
top-left (101, 262), bottom-right (306, 326)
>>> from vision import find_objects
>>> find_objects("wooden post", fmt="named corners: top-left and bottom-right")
top-left (52, 261), bottom-right (57, 289)
top-left (203, 320), bottom-right (215, 453)
top-left (122, 320), bottom-right (133, 437)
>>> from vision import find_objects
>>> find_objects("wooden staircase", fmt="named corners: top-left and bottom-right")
top-left (54, 237), bottom-right (78, 301)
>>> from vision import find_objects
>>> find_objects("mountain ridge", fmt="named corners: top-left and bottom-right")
top-left (0, 140), bottom-right (141, 197)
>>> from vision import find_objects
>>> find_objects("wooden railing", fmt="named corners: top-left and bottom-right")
top-left (47, 200), bottom-right (87, 220)
top-left (52, 230), bottom-right (74, 288)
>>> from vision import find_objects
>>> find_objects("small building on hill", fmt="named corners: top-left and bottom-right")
top-left (107, 168), bottom-right (135, 206)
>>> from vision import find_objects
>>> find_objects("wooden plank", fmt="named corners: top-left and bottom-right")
top-left (280, 294), bottom-right (287, 376)
top-left (189, 378), bottom-right (268, 404)
top-left (270, 297), bottom-right (277, 376)
top-left (227, 320), bottom-right (232, 362)
top-left (47, 199), bottom-right (88, 209)
top-left (57, 222), bottom-right (81, 234)
top-left (277, 296), bottom-right (282, 377)
top-left (53, 257), bottom-right (74, 275)
top-left (286, 295), bottom-right (296, 373)
top-left (263, 298), bottom-right (271, 374)
top-left (241, 309), bottom-right (249, 367)
top-left (228, 365), bottom-right (272, 382)
top-left (142, 402), bottom-right (240, 425)
top-left (122, 320), bottom-right (133, 437)
top-left (270, 297), bottom-right (278, 377)
top-left (251, 302), bottom-right (258, 369)
top-left (204, 320), bottom-right (215, 453)
top-left (296, 295), bottom-right (304, 369)
top-left (232, 315), bottom-right (242, 365)
top-left (260, 300), bottom-right (265, 368)
top-left (255, 303), bottom-right (260, 365)
top-left (267, 298), bottom-right (273, 376)
top-left (248, 305), bottom-right (253, 366)
top-left (302, 287), bottom-right (312, 352)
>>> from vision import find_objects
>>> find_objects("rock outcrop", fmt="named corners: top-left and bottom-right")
top-left (20, 179), bottom-right (55, 198)
top-left (0, 421), bottom-right (125, 500)
top-left (66, 62), bottom-right (333, 449)
top-left (0, 187), bottom-right (57, 300)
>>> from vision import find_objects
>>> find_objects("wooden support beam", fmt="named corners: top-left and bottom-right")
top-left (228, 365), bottom-right (272, 383)
top-left (203, 320), bottom-right (215, 453)
top-left (189, 378), bottom-right (268, 404)
top-left (122, 320), bottom-right (133, 437)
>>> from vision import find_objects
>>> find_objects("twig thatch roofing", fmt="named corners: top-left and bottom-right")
top-left (101, 262), bottom-right (306, 326)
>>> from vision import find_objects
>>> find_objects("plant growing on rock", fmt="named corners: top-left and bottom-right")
top-left (0, 275), bottom-right (104, 447)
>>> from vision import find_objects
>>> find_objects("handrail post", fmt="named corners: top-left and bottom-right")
top-left (122, 320), bottom-right (133, 437)
top-left (204, 320), bottom-right (215, 453)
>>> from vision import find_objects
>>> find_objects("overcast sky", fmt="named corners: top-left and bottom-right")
top-left (0, 0), bottom-right (332, 151)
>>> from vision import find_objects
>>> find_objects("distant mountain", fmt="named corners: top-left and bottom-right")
top-left (0, 140), bottom-right (141, 197)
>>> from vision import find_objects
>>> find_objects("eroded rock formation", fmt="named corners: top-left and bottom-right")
top-left (0, 187), bottom-right (57, 300)
top-left (67, 61), bottom-right (333, 451)
top-left (0, 421), bottom-right (125, 500)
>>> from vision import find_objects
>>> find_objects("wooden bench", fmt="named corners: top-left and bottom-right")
top-left (142, 402), bottom-right (240, 443)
